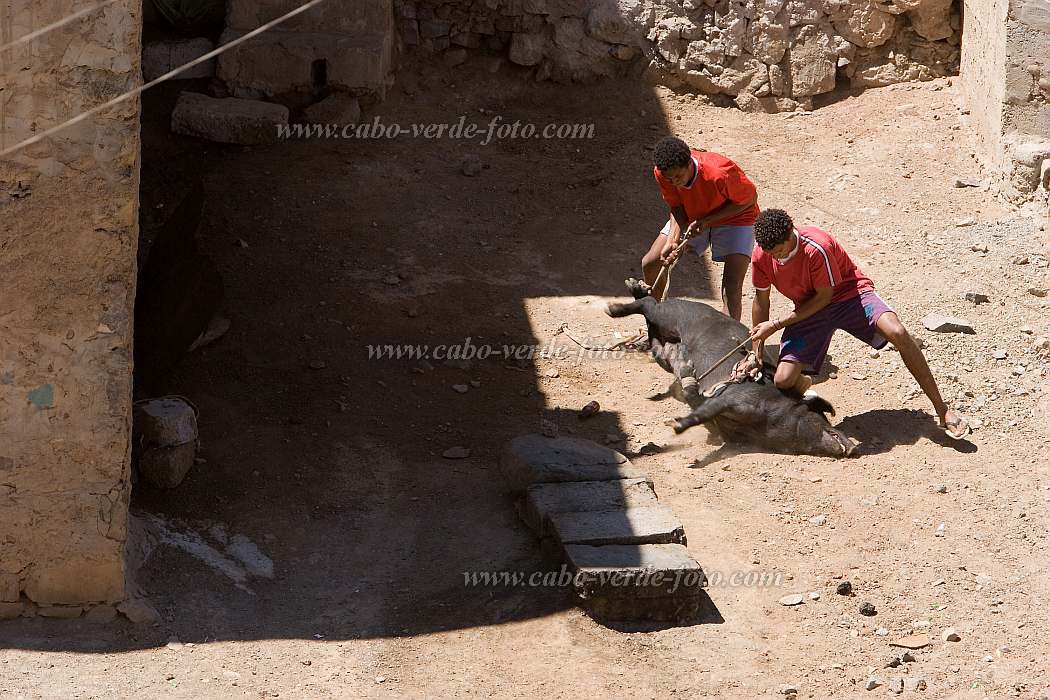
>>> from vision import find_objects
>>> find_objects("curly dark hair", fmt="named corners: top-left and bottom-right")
top-left (653, 137), bottom-right (693, 173)
top-left (754, 208), bottom-right (794, 250)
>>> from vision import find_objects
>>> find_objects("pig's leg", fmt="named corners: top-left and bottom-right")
top-left (672, 395), bottom-right (731, 434)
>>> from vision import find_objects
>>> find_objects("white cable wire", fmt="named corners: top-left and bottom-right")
top-left (0, 0), bottom-right (121, 53)
top-left (0, 0), bottom-right (328, 158)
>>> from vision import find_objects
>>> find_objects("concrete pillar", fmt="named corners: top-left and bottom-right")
top-left (961, 0), bottom-right (1050, 201)
top-left (0, 1), bottom-right (141, 614)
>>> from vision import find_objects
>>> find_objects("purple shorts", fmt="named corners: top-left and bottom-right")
top-left (780, 291), bottom-right (895, 374)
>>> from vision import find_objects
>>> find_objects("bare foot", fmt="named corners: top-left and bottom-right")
top-left (939, 408), bottom-right (970, 440)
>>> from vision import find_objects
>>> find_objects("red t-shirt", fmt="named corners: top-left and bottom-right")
top-left (654, 150), bottom-right (759, 227)
top-left (752, 226), bottom-right (875, 308)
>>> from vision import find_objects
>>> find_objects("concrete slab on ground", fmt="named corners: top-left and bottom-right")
top-left (563, 543), bottom-right (705, 601)
top-left (521, 477), bottom-right (657, 535)
top-left (501, 434), bottom-right (645, 491)
top-left (171, 92), bottom-right (288, 145)
top-left (550, 505), bottom-right (686, 546)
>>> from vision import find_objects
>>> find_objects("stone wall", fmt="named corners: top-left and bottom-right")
top-left (960, 0), bottom-right (1050, 200)
top-left (0, 1), bottom-right (141, 617)
top-left (397, 0), bottom-right (961, 111)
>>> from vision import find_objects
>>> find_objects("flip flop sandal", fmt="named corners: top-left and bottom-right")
top-left (940, 416), bottom-right (971, 440)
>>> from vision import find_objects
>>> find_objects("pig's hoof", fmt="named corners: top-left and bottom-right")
top-left (624, 278), bottom-right (651, 299)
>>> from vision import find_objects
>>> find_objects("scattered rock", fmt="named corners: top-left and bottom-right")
top-left (935, 522), bottom-right (945, 537)
top-left (442, 446), bottom-right (471, 459)
top-left (903, 677), bottom-right (927, 691)
top-left (1012, 365), bottom-right (1025, 376)
top-left (1012, 255), bottom-right (1030, 265)
top-left (780, 594), bottom-right (805, 606)
top-left (942, 627), bottom-right (961, 642)
top-left (118, 598), bottom-right (161, 624)
top-left (461, 155), bottom-right (483, 177)
top-left (933, 484), bottom-right (948, 493)
top-left (836, 581), bottom-right (853, 596)
top-left (964, 292), bottom-right (989, 305)
top-left (1029, 287), bottom-right (1048, 297)
top-left (954, 178), bottom-right (980, 188)
top-left (808, 514), bottom-right (827, 526)
top-left (970, 242), bottom-right (989, 253)
top-left (890, 632), bottom-right (930, 649)
top-left (865, 677), bottom-right (882, 691)
top-left (638, 442), bottom-right (662, 456)
top-left (851, 373), bottom-right (866, 381)
top-left (452, 384), bottom-right (469, 393)
top-left (859, 601), bottom-right (877, 616)
top-left (544, 368), bottom-right (560, 379)
top-left (955, 217), bottom-right (976, 227)
top-left (809, 591), bottom-right (820, 600)
top-left (778, 684), bottom-right (799, 696)
top-left (922, 314), bottom-right (975, 334)
top-left (888, 677), bottom-right (904, 694)
top-left (993, 350), bottom-right (1008, 360)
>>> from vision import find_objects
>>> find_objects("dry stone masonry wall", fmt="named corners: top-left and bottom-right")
top-left (397, 0), bottom-right (961, 110)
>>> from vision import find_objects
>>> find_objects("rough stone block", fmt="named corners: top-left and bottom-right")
top-left (501, 435), bottom-right (644, 491)
top-left (921, 313), bottom-right (975, 334)
top-left (143, 38), bottom-right (215, 82)
top-left (551, 506), bottom-right (686, 546)
top-left (37, 605), bottom-right (84, 619)
top-left (563, 544), bottom-right (707, 621)
top-left (521, 477), bottom-right (658, 535)
top-left (118, 597), bottom-right (161, 624)
top-left (303, 94), bottom-right (362, 124)
top-left (0, 573), bottom-right (19, 602)
top-left (0, 602), bottom-right (24, 620)
top-left (172, 92), bottom-right (289, 146)
top-left (139, 442), bottom-right (197, 489)
top-left (509, 33), bottom-right (547, 66)
top-left (84, 604), bottom-right (119, 623)
top-left (217, 29), bottom-right (395, 98)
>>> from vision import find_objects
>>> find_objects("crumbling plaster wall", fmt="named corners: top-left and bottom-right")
top-left (397, 0), bottom-right (962, 111)
top-left (0, 1), bottom-right (141, 617)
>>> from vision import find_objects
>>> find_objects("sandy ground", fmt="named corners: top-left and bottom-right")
top-left (2, 57), bottom-right (1050, 698)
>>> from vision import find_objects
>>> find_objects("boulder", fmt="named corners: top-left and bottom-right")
top-left (509, 33), bottom-right (547, 66)
top-left (788, 24), bottom-right (838, 97)
top-left (831, 0), bottom-right (896, 48)
top-left (171, 92), bottom-right (289, 145)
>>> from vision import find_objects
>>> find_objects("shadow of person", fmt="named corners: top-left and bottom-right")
top-left (836, 408), bottom-right (978, 455)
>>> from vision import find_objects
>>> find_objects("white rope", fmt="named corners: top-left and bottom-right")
top-left (0, 0), bottom-right (329, 158)
top-left (0, 0), bottom-right (122, 53)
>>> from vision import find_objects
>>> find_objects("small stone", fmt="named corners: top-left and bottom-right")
top-left (885, 656), bottom-right (901, 668)
top-left (442, 446), bottom-right (470, 459)
top-left (836, 581), bottom-right (853, 596)
top-left (1012, 255), bottom-right (1030, 265)
top-left (778, 684), bottom-right (799, 696)
top-left (922, 314), bottom-right (975, 334)
top-left (865, 677), bottom-right (882, 691)
top-left (308, 360), bottom-right (326, 370)
top-left (890, 633), bottom-right (930, 649)
top-left (970, 242), bottom-right (989, 253)
top-left (222, 671), bottom-right (241, 682)
top-left (382, 275), bottom-right (400, 285)
top-left (1029, 287), bottom-right (1048, 297)
top-left (954, 178), bottom-right (980, 188)
top-left (955, 217), bottom-right (976, 227)
top-left (375, 676), bottom-right (386, 684)
top-left (869, 349), bottom-right (880, 358)
top-left (851, 373), bottom-right (866, 381)
top-left (931, 578), bottom-right (945, 586)
top-left (935, 522), bottom-right (945, 537)
top-left (862, 495), bottom-right (879, 506)
top-left (808, 514), bottom-right (827, 526)
top-left (780, 594), bottom-right (805, 606)
top-left (934, 484), bottom-right (948, 494)
top-left (903, 677), bottom-right (926, 691)
top-left (1011, 365), bottom-right (1025, 376)
top-left (166, 636), bottom-right (184, 650)
top-left (544, 368), bottom-right (559, 378)
top-left (899, 652), bottom-right (916, 662)
top-left (638, 441), bottom-right (662, 456)
top-left (888, 678), bottom-right (904, 694)
top-left (452, 384), bottom-right (469, 393)
top-left (942, 627), bottom-right (961, 642)
top-left (964, 292), bottom-right (989, 304)
top-left (993, 350), bottom-right (1007, 360)
top-left (117, 598), bottom-right (160, 624)
top-left (809, 591), bottom-right (820, 600)
top-left (859, 601), bottom-right (877, 616)
top-left (461, 155), bottom-right (483, 177)
top-left (469, 380), bottom-right (481, 388)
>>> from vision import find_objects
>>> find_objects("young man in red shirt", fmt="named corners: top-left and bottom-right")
top-left (644, 137), bottom-right (759, 320)
top-left (749, 208), bottom-right (969, 440)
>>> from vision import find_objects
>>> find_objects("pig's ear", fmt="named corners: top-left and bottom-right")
top-left (801, 390), bottom-right (835, 417)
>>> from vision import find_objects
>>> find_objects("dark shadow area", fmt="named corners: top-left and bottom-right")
top-left (837, 408), bottom-right (978, 455)
top-left (0, 66), bottom-right (729, 651)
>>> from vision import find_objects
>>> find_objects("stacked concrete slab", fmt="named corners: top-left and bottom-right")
top-left (502, 434), bottom-right (707, 625)
top-left (217, 0), bottom-right (397, 100)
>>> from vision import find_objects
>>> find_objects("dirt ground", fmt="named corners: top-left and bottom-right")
top-left (3, 56), bottom-right (1050, 698)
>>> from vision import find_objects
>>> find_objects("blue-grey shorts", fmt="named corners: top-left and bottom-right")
top-left (661, 220), bottom-right (755, 262)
